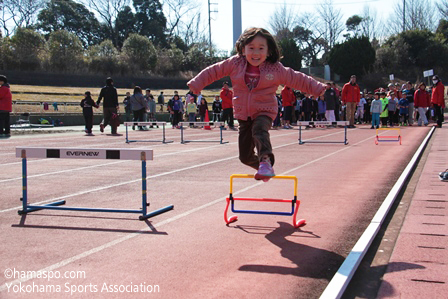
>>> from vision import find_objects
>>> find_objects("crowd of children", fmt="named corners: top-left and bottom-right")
top-left (271, 80), bottom-right (443, 130)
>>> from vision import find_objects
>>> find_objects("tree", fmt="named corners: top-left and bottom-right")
top-left (87, 0), bottom-right (129, 46)
top-left (133, 0), bottom-right (167, 46)
top-left (375, 30), bottom-right (448, 79)
top-left (389, 0), bottom-right (436, 34)
top-left (328, 36), bottom-right (375, 80)
top-left (1, 0), bottom-right (44, 36)
top-left (10, 27), bottom-right (46, 70)
top-left (318, 0), bottom-right (344, 52)
top-left (37, 0), bottom-right (103, 48)
top-left (115, 6), bottom-right (136, 49)
top-left (345, 15), bottom-right (363, 38)
top-left (88, 39), bottom-right (121, 74)
top-left (278, 38), bottom-right (302, 71)
top-left (164, 0), bottom-right (200, 38)
top-left (269, 2), bottom-right (298, 36)
top-left (436, 19), bottom-right (448, 44)
top-left (360, 5), bottom-right (379, 41)
top-left (122, 33), bottom-right (157, 72)
top-left (437, 0), bottom-right (448, 19)
top-left (47, 30), bottom-right (84, 72)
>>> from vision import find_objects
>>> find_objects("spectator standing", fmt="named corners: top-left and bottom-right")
top-left (96, 77), bottom-right (119, 135)
top-left (294, 94), bottom-right (302, 123)
top-left (53, 102), bottom-right (58, 111)
top-left (123, 92), bottom-right (132, 121)
top-left (341, 75), bottom-right (360, 127)
top-left (431, 75), bottom-right (445, 128)
top-left (145, 89), bottom-right (157, 127)
top-left (281, 85), bottom-right (295, 129)
top-left (370, 92), bottom-right (382, 129)
top-left (406, 81), bottom-right (416, 126)
top-left (272, 94), bottom-right (282, 129)
top-left (171, 94), bottom-right (182, 128)
top-left (332, 83), bottom-right (341, 121)
top-left (198, 97), bottom-right (209, 122)
top-left (212, 95), bottom-right (222, 121)
top-left (130, 86), bottom-right (147, 131)
top-left (80, 91), bottom-right (99, 135)
top-left (186, 95), bottom-right (197, 123)
top-left (324, 83), bottom-right (337, 123)
top-left (387, 92), bottom-right (397, 127)
top-left (157, 91), bottom-right (165, 112)
top-left (301, 94), bottom-right (314, 125)
top-left (220, 82), bottom-right (236, 130)
top-left (398, 93), bottom-right (409, 126)
top-left (380, 91), bottom-right (389, 127)
top-left (317, 95), bottom-right (326, 121)
top-left (356, 93), bottom-right (367, 124)
top-left (414, 82), bottom-right (430, 126)
top-left (0, 75), bottom-right (12, 138)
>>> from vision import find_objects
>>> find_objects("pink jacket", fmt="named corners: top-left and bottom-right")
top-left (187, 55), bottom-right (325, 121)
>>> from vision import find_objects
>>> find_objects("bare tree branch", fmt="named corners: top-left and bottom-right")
top-left (317, 0), bottom-right (344, 51)
top-left (388, 0), bottom-right (436, 34)
top-left (268, 2), bottom-right (299, 36)
top-left (436, 0), bottom-right (448, 19)
top-left (2, 0), bottom-right (43, 33)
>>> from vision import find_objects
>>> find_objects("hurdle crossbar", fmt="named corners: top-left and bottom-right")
top-left (179, 122), bottom-right (228, 144)
top-left (16, 147), bottom-right (174, 220)
top-left (297, 121), bottom-right (349, 145)
top-left (124, 122), bottom-right (173, 143)
top-left (375, 127), bottom-right (402, 145)
top-left (224, 174), bottom-right (305, 228)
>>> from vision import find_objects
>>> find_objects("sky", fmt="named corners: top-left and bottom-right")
top-left (199, 0), bottom-right (437, 54)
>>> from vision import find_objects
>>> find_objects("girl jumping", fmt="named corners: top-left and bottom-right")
top-left (188, 27), bottom-right (325, 181)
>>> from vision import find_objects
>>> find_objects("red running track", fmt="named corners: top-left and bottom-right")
top-left (0, 125), bottom-right (431, 298)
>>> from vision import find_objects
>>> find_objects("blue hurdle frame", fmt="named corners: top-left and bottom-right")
top-left (18, 150), bottom-right (173, 220)
top-left (298, 121), bottom-right (349, 145)
top-left (124, 122), bottom-right (173, 144)
top-left (179, 122), bottom-right (228, 144)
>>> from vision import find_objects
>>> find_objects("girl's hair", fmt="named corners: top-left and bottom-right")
top-left (133, 86), bottom-right (142, 94)
top-left (235, 27), bottom-right (281, 63)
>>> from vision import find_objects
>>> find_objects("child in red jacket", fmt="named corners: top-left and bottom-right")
top-left (188, 28), bottom-right (325, 181)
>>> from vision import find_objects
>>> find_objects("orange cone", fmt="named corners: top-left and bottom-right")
top-left (204, 110), bottom-right (212, 130)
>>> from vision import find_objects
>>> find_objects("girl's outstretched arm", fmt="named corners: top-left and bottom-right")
top-left (280, 66), bottom-right (326, 98)
top-left (187, 57), bottom-right (236, 94)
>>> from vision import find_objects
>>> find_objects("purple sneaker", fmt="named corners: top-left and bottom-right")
top-left (254, 161), bottom-right (275, 181)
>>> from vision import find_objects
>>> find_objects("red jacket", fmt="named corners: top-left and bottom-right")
top-left (281, 86), bottom-right (295, 107)
top-left (0, 84), bottom-right (12, 112)
top-left (188, 55), bottom-right (325, 121)
top-left (414, 89), bottom-right (430, 108)
top-left (220, 88), bottom-right (233, 110)
top-left (341, 83), bottom-right (360, 103)
top-left (431, 82), bottom-right (445, 108)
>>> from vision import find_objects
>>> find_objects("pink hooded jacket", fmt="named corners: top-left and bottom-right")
top-left (187, 55), bottom-right (326, 121)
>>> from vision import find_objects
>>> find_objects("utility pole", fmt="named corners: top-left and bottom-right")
top-left (208, 0), bottom-right (218, 56)
top-left (233, 0), bottom-right (242, 48)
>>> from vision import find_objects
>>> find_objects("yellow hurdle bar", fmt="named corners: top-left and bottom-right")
top-left (229, 174), bottom-right (298, 198)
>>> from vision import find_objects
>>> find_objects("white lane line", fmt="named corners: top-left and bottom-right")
top-left (0, 132), bottom-right (374, 292)
top-left (319, 127), bottom-right (435, 299)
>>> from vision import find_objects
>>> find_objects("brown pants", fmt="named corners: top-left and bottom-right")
top-left (346, 102), bottom-right (357, 126)
top-left (238, 115), bottom-right (274, 170)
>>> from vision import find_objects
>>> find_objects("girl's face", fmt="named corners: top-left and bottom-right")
top-left (242, 35), bottom-right (268, 67)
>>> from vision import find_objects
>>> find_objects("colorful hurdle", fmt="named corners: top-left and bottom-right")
top-left (16, 147), bottom-right (174, 220)
top-left (224, 174), bottom-right (306, 228)
top-left (375, 127), bottom-right (402, 145)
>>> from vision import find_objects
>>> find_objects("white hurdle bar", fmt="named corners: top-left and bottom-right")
top-left (124, 122), bottom-right (173, 144)
top-left (297, 121), bottom-right (349, 145)
top-left (16, 147), bottom-right (174, 220)
top-left (178, 122), bottom-right (228, 144)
